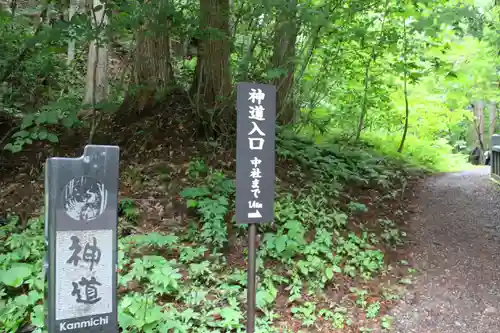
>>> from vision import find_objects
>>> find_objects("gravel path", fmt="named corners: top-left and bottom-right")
top-left (390, 167), bottom-right (500, 333)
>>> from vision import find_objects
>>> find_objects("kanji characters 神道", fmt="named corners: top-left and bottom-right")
top-left (66, 235), bottom-right (103, 305)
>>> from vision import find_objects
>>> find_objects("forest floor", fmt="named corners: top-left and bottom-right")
top-left (389, 167), bottom-right (500, 333)
top-left (3, 104), bottom-right (493, 332)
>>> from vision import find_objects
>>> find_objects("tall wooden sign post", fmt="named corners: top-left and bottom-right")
top-left (45, 145), bottom-right (119, 333)
top-left (235, 82), bottom-right (276, 332)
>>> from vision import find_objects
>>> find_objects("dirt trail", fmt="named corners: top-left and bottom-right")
top-left (390, 167), bottom-right (500, 333)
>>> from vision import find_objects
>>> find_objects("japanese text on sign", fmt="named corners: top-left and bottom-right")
top-left (247, 88), bottom-right (266, 219)
top-left (67, 236), bottom-right (102, 304)
top-left (55, 230), bottom-right (113, 321)
top-left (46, 145), bottom-right (119, 333)
top-left (235, 83), bottom-right (276, 224)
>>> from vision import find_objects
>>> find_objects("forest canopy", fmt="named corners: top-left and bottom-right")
top-left (0, 0), bottom-right (498, 170)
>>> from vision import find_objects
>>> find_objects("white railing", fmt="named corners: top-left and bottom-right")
top-left (492, 146), bottom-right (500, 182)
top-left (491, 135), bottom-right (500, 183)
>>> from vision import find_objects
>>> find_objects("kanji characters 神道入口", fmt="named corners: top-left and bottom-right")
top-left (247, 88), bottom-right (266, 219)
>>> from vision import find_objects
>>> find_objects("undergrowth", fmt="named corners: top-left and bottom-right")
top-left (0, 135), bottom-right (417, 333)
top-left (361, 132), bottom-right (470, 172)
top-left (298, 125), bottom-right (471, 173)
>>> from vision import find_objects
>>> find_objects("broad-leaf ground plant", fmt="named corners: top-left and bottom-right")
top-left (1, 134), bottom-right (417, 332)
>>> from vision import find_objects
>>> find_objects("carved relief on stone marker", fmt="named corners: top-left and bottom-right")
top-left (62, 176), bottom-right (108, 221)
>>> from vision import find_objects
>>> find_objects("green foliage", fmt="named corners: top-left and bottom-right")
top-left (187, 158), bottom-right (209, 180)
top-left (277, 131), bottom-right (408, 189)
top-left (380, 218), bottom-right (406, 246)
top-left (180, 169), bottom-right (235, 249)
top-left (119, 198), bottom-right (140, 222)
top-left (349, 201), bottom-right (369, 213)
top-left (363, 131), bottom-right (470, 172)
top-left (295, 0), bottom-right (497, 171)
top-left (0, 216), bottom-right (45, 333)
top-left (319, 306), bottom-right (351, 329)
top-left (381, 315), bottom-right (394, 329)
top-left (291, 302), bottom-right (317, 326)
top-left (337, 233), bottom-right (385, 280)
top-left (1, 137), bottom-right (413, 332)
top-left (1, 0), bottom-right (498, 329)
top-left (1, 0), bottom-right (497, 171)
top-left (0, 11), bottom-right (85, 152)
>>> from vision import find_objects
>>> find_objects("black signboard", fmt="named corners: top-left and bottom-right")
top-left (236, 82), bottom-right (276, 224)
top-left (45, 145), bottom-right (119, 333)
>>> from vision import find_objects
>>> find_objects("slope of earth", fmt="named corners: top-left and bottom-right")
top-left (0, 109), bottom-right (426, 332)
top-left (390, 167), bottom-right (500, 333)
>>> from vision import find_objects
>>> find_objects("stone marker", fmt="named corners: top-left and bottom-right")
top-left (45, 145), bottom-right (119, 333)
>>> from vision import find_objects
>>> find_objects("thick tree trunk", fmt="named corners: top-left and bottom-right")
top-left (190, 0), bottom-right (233, 137)
top-left (272, 0), bottom-right (297, 125)
top-left (119, 2), bottom-right (176, 117)
top-left (130, 27), bottom-right (175, 111)
top-left (134, 30), bottom-right (175, 89)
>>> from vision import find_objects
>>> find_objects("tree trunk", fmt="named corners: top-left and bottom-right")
top-left (472, 100), bottom-right (486, 163)
top-left (134, 30), bottom-right (175, 91)
top-left (131, 27), bottom-right (175, 110)
top-left (67, 0), bottom-right (83, 65)
top-left (272, 0), bottom-right (297, 125)
top-left (190, 0), bottom-right (233, 137)
top-left (83, 0), bottom-right (108, 105)
top-left (119, 1), bottom-right (176, 117)
top-left (354, 0), bottom-right (390, 141)
top-left (398, 19), bottom-right (409, 153)
top-left (355, 58), bottom-right (372, 141)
